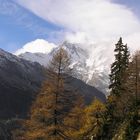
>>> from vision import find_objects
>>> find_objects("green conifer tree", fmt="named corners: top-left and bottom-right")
top-left (109, 37), bottom-right (130, 96)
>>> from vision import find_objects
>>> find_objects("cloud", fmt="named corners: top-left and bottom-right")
top-left (15, 0), bottom-right (140, 44)
top-left (15, 39), bottom-right (57, 55)
top-left (14, 0), bottom-right (140, 69)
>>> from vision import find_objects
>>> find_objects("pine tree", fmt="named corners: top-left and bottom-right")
top-left (23, 48), bottom-right (78, 140)
top-left (109, 37), bottom-right (130, 96)
top-left (106, 38), bottom-right (130, 139)
top-left (122, 44), bottom-right (130, 69)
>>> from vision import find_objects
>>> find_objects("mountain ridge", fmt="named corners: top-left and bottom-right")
top-left (17, 41), bottom-right (110, 94)
top-left (0, 48), bottom-right (106, 118)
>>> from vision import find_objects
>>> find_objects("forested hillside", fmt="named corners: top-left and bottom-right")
top-left (0, 38), bottom-right (139, 140)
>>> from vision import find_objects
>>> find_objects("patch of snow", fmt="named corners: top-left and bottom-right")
top-left (16, 41), bottom-right (112, 94)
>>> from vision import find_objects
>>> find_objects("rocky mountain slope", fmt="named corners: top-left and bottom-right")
top-left (0, 48), bottom-right (106, 118)
top-left (18, 41), bottom-right (110, 94)
top-left (0, 49), bottom-right (45, 118)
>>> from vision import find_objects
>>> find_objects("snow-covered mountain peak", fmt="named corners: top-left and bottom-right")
top-left (54, 41), bottom-right (89, 63)
top-left (16, 40), bottom-right (111, 94)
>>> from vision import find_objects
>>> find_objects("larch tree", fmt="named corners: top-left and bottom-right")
top-left (125, 51), bottom-right (140, 109)
top-left (23, 48), bottom-right (79, 140)
top-left (63, 96), bottom-right (85, 140)
top-left (115, 51), bottom-right (140, 140)
top-left (78, 99), bottom-right (107, 140)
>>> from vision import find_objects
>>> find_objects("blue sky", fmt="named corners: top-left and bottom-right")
top-left (0, 0), bottom-right (140, 53)
top-left (0, 0), bottom-right (63, 52)
top-left (114, 0), bottom-right (140, 17)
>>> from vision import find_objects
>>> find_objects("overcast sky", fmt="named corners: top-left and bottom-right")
top-left (0, 0), bottom-right (140, 53)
